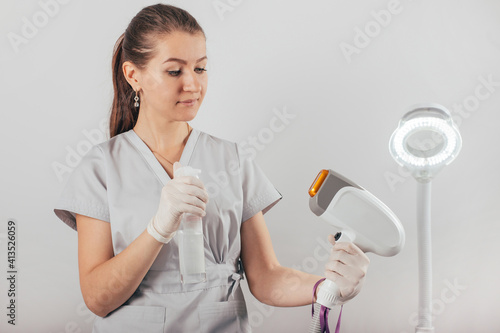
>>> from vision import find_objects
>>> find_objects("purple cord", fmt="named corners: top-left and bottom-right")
top-left (312, 278), bottom-right (343, 333)
top-left (320, 305), bottom-right (330, 333)
top-left (312, 278), bottom-right (326, 316)
top-left (335, 305), bottom-right (343, 333)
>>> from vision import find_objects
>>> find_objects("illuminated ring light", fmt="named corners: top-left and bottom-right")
top-left (391, 117), bottom-right (459, 167)
top-left (389, 104), bottom-right (462, 179)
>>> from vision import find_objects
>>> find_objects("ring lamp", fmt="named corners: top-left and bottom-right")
top-left (389, 103), bottom-right (462, 182)
top-left (389, 104), bottom-right (462, 333)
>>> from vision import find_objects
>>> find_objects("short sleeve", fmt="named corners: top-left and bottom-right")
top-left (237, 144), bottom-right (282, 222)
top-left (54, 145), bottom-right (110, 231)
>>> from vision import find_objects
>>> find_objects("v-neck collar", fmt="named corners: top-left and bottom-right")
top-left (125, 127), bottom-right (201, 186)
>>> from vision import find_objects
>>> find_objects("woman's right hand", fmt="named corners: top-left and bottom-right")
top-left (152, 162), bottom-right (209, 238)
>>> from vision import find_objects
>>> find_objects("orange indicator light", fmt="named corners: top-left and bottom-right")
top-left (308, 169), bottom-right (329, 197)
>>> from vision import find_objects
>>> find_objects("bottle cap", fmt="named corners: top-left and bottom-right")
top-left (174, 165), bottom-right (201, 178)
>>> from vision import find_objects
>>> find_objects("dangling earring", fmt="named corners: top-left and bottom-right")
top-left (134, 90), bottom-right (140, 108)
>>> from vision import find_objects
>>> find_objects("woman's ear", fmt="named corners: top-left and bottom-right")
top-left (122, 61), bottom-right (141, 91)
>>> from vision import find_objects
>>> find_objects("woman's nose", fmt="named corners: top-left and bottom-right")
top-left (182, 70), bottom-right (201, 92)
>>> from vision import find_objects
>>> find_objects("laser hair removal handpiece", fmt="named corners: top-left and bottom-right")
top-left (308, 169), bottom-right (405, 309)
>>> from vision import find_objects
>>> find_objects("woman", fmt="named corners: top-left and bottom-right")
top-left (54, 4), bottom-right (369, 332)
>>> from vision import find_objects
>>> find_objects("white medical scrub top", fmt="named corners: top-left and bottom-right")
top-left (54, 128), bottom-right (282, 333)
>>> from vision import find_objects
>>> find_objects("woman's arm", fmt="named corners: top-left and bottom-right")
top-left (76, 166), bottom-right (208, 317)
top-left (76, 214), bottom-right (164, 317)
top-left (240, 211), bottom-right (370, 307)
top-left (240, 211), bottom-right (322, 306)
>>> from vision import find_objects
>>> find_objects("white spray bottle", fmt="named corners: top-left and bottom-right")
top-left (174, 165), bottom-right (206, 284)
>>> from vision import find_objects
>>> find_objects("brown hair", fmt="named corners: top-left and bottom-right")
top-left (109, 4), bottom-right (205, 138)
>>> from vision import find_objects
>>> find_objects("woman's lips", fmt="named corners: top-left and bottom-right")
top-left (178, 99), bottom-right (197, 106)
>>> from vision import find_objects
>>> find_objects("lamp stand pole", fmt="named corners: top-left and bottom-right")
top-left (416, 181), bottom-right (434, 333)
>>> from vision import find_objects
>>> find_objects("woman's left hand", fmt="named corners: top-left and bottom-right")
top-left (323, 234), bottom-right (370, 303)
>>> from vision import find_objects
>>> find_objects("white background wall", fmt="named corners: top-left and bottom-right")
top-left (1, 0), bottom-right (499, 332)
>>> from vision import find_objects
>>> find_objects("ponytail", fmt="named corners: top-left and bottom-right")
top-left (109, 4), bottom-right (205, 138)
top-left (110, 33), bottom-right (138, 138)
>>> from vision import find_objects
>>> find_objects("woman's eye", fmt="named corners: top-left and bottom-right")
top-left (168, 68), bottom-right (206, 76)
top-left (168, 70), bottom-right (181, 76)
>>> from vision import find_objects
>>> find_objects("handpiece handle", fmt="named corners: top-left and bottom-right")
top-left (334, 231), bottom-right (353, 243)
top-left (315, 231), bottom-right (354, 308)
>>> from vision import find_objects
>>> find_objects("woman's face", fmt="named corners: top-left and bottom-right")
top-left (135, 31), bottom-right (208, 122)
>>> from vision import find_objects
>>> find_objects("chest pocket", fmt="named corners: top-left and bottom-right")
top-left (92, 305), bottom-right (165, 333)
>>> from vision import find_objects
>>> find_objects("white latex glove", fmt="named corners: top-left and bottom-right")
top-left (151, 162), bottom-right (209, 239)
top-left (323, 234), bottom-right (370, 304)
